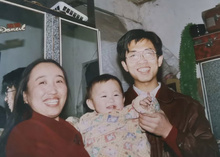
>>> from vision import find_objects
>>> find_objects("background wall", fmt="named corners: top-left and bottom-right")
top-left (94, 0), bottom-right (219, 60)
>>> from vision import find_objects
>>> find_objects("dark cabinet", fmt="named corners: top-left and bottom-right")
top-left (193, 32), bottom-right (220, 145)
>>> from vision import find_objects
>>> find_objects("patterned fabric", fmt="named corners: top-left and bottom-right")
top-left (74, 104), bottom-right (151, 157)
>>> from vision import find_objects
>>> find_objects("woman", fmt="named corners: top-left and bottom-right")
top-left (0, 59), bottom-right (89, 157)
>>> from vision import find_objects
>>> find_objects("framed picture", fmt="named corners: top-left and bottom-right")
top-left (166, 78), bottom-right (181, 93)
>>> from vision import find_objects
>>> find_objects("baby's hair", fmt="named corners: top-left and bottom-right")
top-left (87, 74), bottom-right (124, 99)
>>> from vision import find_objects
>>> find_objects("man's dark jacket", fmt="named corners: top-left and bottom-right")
top-left (124, 83), bottom-right (219, 157)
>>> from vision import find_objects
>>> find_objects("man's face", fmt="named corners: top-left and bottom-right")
top-left (5, 86), bottom-right (16, 112)
top-left (121, 39), bottom-right (163, 89)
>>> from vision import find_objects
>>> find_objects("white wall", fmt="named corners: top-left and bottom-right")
top-left (94, 0), bottom-right (219, 59)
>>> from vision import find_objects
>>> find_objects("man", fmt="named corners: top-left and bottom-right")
top-left (1, 67), bottom-right (25, 114)
top-left (117, 29), bottom-right (219, 157)
top-left (0, 68), bottom-right (24, 132)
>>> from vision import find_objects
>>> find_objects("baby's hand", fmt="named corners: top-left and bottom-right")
top-left (139, 96), bottom-right (153, 111)
top-left (132, 95), bottom-right (160, 114)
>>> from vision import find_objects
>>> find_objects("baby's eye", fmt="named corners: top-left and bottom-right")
top-left (114, 94), bottom-right (119, 96)
top-left (101, 95), bottom-right (107, 98)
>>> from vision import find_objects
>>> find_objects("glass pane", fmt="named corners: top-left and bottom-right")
top-left (0, 2), bottom-right (45, 107)
top-left (201, 59), bottom-right (220, 141)
top-left (60, 19), bottom-right (99, 118)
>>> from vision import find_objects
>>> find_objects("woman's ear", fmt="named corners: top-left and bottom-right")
top-left (23, 91), bottom-right (28, 104)
top-left (86, 99), bottom-right (95, 110)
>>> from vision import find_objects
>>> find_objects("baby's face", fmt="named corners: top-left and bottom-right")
top-left (89, 80), bottom-right (124, 113)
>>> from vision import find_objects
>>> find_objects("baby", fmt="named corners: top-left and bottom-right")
top-left (67, 74), bottom-right (160, 157)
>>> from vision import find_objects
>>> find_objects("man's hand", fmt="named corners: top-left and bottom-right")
top-left (139, 110), bottom-right (173, 138)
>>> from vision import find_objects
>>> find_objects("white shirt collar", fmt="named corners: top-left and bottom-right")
top-left (133, 82), bottom-right (161, 97)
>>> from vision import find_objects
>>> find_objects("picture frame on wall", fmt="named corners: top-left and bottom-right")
top-left (166, 78), bottom-right (181, 93)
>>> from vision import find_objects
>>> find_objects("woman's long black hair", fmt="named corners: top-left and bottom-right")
top-left (0, 58), bottom-right (69, 157)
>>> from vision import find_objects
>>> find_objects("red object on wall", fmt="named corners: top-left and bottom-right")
top-left (202, 4), bottom-right (220, 33)
top-left (193, 31), bottom-right (220, 62)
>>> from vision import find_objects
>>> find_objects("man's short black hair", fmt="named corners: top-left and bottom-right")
top-left (1, 67), bottom-right (25, 95)
top-left (117, 29), bottom-right (163, 61)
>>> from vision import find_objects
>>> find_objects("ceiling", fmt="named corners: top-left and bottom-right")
top-left (23, 0), bottom-right (87, 9)
top-left (22, 0), bottom-right (152, 9)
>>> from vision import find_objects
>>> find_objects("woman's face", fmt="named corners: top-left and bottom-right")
top-left (23, 62), bottom-right (67, 120)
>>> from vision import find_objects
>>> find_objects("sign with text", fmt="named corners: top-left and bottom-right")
top-left (0, 23), bottom-right (26, 34)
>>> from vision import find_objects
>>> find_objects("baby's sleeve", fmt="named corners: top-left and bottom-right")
top-left (124, 104), bottom-right (139, 119)
top-left (65, 116), bottom-right (80, 131)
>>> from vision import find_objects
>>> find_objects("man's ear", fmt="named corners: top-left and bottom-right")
top-left (23, 91), bottom-right (28, 104)
top-left (158, 55), bottom-right (163, 67)
top-left (86, 99), bottom-right (95, 110)
top-left (121, 61), bottom-right (129, 72)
